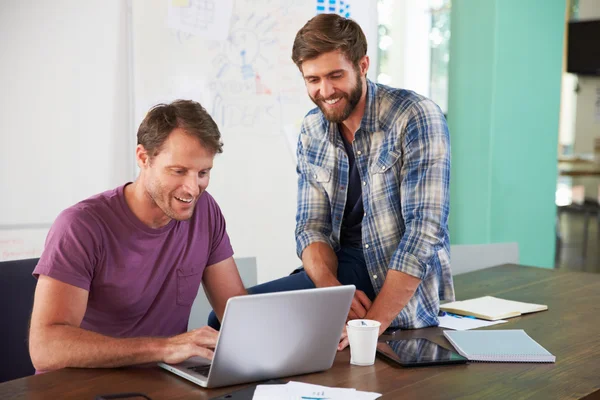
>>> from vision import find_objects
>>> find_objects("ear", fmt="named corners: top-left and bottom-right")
top-left (136, 144), bottom-right (150, 169)
top-left (359, 55), bottom-right (370, 77)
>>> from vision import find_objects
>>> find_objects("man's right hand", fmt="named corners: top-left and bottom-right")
top-left (301, 243), bottom-right (373, 320)
top-left (162, 326), bottom-right (219, 364)
top-left (347, 289), bottom-right (372, 320)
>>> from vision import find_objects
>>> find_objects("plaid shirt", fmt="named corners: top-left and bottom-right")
top-left (295, 79), bottom-right (455, 329)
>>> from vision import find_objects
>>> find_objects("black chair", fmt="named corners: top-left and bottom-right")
top-left (556, 199), bottom-right (600, 262)
top-left (0, 258), bottom-right (39, 383)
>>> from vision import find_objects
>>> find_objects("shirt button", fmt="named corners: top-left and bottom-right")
top-left (362, 181), bottom-right (366, 186)
top-left (313, 174), bottom-right (317, 179)
top-left (363, 213), bottom-right (367, 217)
top-left (357, 150), bottom-right (362, 155)
top-left (381, 166), bottom-right (386, 171)
top-left (364, 244), bottom-right (370, 249)
top-left (373, 274), bottom-right (378, 279)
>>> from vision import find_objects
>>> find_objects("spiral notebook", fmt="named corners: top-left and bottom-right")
top-left (443, 330), bottom-right (556, 363)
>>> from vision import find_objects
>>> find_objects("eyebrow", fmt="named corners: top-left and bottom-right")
top-left (167, 165), bottom-right (213, 171)
top-left (304, 69), bottom-right (345, 80)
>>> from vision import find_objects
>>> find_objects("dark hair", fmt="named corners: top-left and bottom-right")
top-left (137, 99), bottom-right (223, 157)
top-left (291, 13), bottom-right (367, 70)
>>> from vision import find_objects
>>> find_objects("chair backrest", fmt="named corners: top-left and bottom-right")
top-left (450, 243), bottom-right (519, 276)
top-left (0, 257), bottom-right (39, 382)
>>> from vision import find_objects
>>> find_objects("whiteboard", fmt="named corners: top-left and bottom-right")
top-left (132, 0), bottom-right (378, 152)
top-left (0, 1), bottom-right (133, 260)
top-left (131, 0), bottom-right (378, 282)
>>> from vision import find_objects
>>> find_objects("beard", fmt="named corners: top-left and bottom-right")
top-left (311, 73), bottom-right (363, 123)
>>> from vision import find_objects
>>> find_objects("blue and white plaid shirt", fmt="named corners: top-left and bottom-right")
top-left (295, 79), bottom-right (455, 329)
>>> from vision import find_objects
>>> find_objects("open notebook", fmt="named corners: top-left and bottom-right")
top-left (440, 296), bottom-right (547, 321)
top-left (443, 330), bottom-right (556, 363)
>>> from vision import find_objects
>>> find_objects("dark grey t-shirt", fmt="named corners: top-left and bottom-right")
top-left (34, 184), bottom-right (233, 338)
top-left (339, 131), bottom-right (364, 248)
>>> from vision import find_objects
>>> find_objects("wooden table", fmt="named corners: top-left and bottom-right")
top-left (1, 265), bottom-right (599, 399)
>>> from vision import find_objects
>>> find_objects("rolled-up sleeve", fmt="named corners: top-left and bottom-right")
top-left (388, 99), bottom-right (451, 280)
top-left (295, 129), bottom-right (334, 258)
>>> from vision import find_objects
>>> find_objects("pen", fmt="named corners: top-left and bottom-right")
top-left (447, 312), bottom-right (477, 320)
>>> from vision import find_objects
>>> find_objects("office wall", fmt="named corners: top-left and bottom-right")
top-left (578, 0), bottom-right (600, 19)
top-left (0, 0), bottom-right (132, 249)
top-left (0, 0), bottom-right (133, 260)
top-left (448, 0), bottom-right (566, 268)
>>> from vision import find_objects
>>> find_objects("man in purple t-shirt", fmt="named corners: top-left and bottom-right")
top-left (29, 100), bottom-right (247, 372)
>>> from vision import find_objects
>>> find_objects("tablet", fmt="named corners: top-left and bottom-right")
top-left (376, 338), bottom-right (468, 367)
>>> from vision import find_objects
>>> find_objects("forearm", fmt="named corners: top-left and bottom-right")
top-left (365, 270), bottom-right (421, 331)
top-left (301, 241), bottom-right (340, 287)
top-left (30, 324), bottom-right (166, 371)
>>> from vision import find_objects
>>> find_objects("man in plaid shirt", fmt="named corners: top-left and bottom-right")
top-left (290, 13), bottom-right (454, 349)
top-left (209, 14), bottom-right (454, 349)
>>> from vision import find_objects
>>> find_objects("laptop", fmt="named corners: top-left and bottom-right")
top-left (158, 285), bottom-right (355, 388)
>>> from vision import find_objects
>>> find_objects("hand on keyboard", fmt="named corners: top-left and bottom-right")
top-left (161, 326), bottom-right (218, 364)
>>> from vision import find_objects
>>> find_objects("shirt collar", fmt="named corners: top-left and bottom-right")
top-left (359, 78), bottom-right (379, 133)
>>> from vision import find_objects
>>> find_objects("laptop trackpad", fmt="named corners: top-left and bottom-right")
top-left (187, 363), bottom-right (211, 377)
top-left (179, 356), bottom-right (211, 378)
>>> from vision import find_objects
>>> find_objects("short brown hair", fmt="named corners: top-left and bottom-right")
top-left (137, 99), bottom-right (223, 157)
top-left (291, 13), bottom-right (367, 70)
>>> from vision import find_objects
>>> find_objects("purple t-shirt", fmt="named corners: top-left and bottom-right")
top-left (33, 184), bottom-right (233, 338)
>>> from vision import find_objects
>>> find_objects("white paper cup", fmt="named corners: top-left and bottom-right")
top-left (347, 319), bottom-right (381, 366)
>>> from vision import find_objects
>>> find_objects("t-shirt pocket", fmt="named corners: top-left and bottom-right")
top-left (176, 266), bottom-right (203, 306)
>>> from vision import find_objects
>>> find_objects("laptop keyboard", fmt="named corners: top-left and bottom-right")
top-left (188, 364), bottom-right (211, 377)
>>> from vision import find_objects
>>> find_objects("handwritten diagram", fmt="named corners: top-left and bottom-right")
top-left (208, 10), bottom-right (283, 132)
top-left (139, 0), bottom-right (370, 139)
top-left (167, 0), bottom-right (233, 41)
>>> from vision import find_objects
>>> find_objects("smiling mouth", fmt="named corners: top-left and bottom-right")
top-left (175, 196), bottom-right (193, 204)
top-left (323, 97), bottom-right (342, 105)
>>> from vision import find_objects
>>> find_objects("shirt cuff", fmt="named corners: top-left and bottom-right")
top-left (296, 231), bottom-right (333, 259)
top-left (388, 250), bottom-right (429, 280)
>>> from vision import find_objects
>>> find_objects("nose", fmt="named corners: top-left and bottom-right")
top-left (319, 79), bottom-right (335, 99)
top-left (184, 174), bottom-right (201, 197)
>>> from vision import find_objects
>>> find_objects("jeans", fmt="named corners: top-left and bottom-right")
top-left (207, 246), bottom-right (375, 330)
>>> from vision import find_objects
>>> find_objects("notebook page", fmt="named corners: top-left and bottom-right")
top-left (441, 296), bottom-right (547, 320)
top-left (443, 330), bottom-right (556, 363)
top-left (493, 298), bottom-right (548, 314)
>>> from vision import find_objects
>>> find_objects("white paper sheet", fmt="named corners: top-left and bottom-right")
top-left (167, 0), bottom-right (233, 41)
top-left (438, 315), bottom-right (508, 330)
top-left (253, 381), bottom-right (381, 400)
